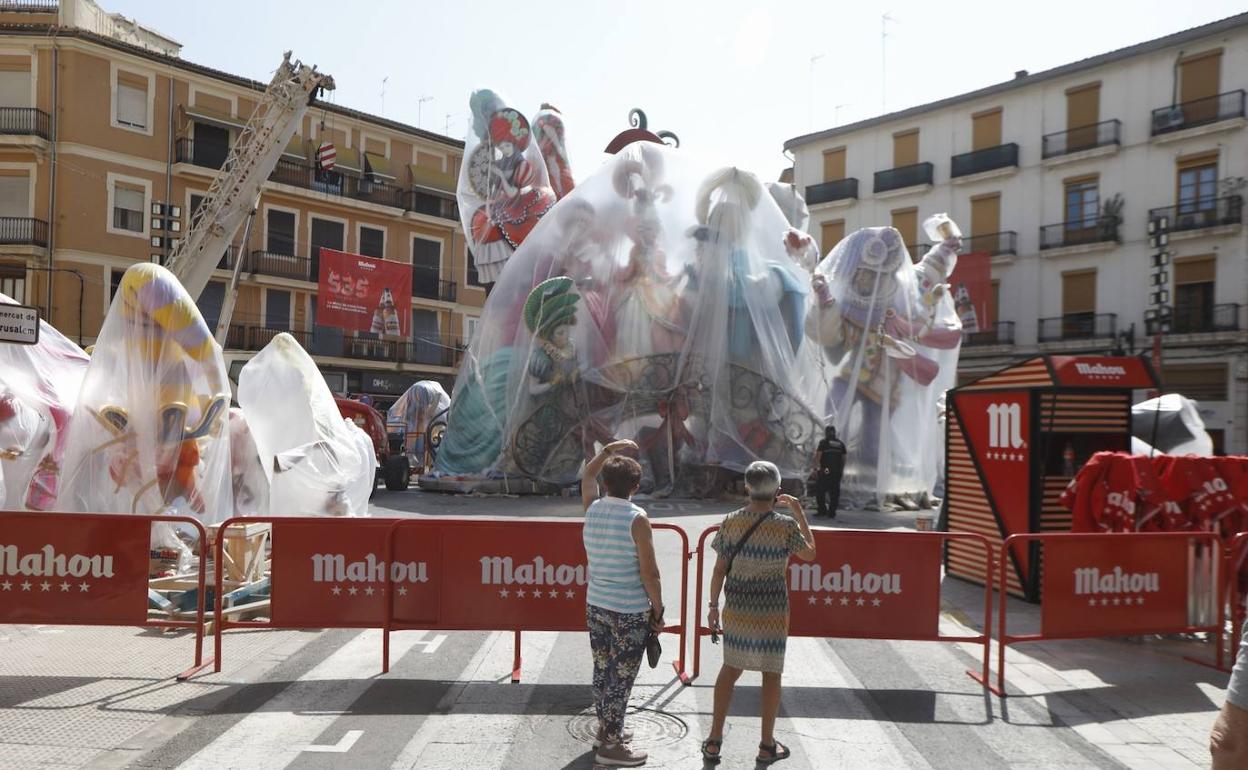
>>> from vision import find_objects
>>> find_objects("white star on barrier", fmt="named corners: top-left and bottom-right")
top-left (1088, 598), bottom-right (1096, 606)
top-left (21, 581), bottom-right (32, 591)
top-left (60, 582), bottom-right (71, 592)
top-left (516, 589), bottom-right (526, 598)
top-left (331, 585), bottom-right (342, 596)
top-left (1112, 597), bottom-right (1120, 606)
top-left (40, 581), bottom-right (50, 592)
top-left (1137, 596), bottom-right (1146, 605)
top-left (549, 589), bottom-right (559, 598)
top-left (565, 590), bottom-right (575, 599)
top-left (364, 586), bottom-right (375, 596)
top-left (808, 596), bottom-right (817, 605)
top-left (1099, 598), bottom-right (1108, 606)
top-left (856, 597), bottom-right (865, 606)
top-left (397, 586), bottom-right (408, 596)
top-left (499, 589), bottom-right (510, 598)
top-left (872, 598), bottom-right (882, 607)
top-left (78, 582), bottom-right (89, 592)
top-left (823, 596), bottom-right (834, 606)
top-left (840, 597), bottom-right (850, 606)
top-left (531, 590), bottom-right (542, 599)
top-left (347, 586), bottom-right (358, 596)
top-left (1, 581), bottom-right (10, 591)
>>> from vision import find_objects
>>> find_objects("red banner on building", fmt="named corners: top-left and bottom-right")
top-left (788, 530), bottom-right (942, 638)
top-left (0, 512), bottom-right (151, 624)
top-left (951, 250), bottom-right (992, 332)
top-left (1040, 536), bottom-right (1189, 636)
top-left (316, 248), bottom-right (411, 337)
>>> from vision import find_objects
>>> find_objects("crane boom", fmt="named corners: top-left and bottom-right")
top-left (167, 51), bottom-right (333, 307)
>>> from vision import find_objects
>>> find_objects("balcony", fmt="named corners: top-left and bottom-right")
top-left (0, 107), bottom-right (50, 141)
top-left (1148, 195), bottom-right (1242, 235)
top-left (1039, 215), bottom-right (1119, 251)
top-left (805, 178), bottom-right (859, 205)
top-left (247, 249), bottom-right (312, 281)
top-left (964, 321), bottom-right (1015, 347)
top-left (1038, 313), bottom-right (1117, 343)
top-left (175, 138), bottom-right (227, 171)
top-left (342, 334), bottom-right (464, 368)
top-left (1041, 119), bottom-right (1120, 159)
top-left (224, 324), bottom-right (313, 352)
top-left (412, 279), bottom-right (457, 303)
top-left (1150, 90), bottom-right (1245, 136)
top-left (0, 216), bottom-right (48, 247)
top-left (348, 177), bottom-right (404, 208)
top-left (404, 189), bottom-right (460, 221)
top-left (1172, 302), bottom-right (1240, 335)
top-left (873, 162), bottom-right (933, 194)
top-left (950, 143), bottom-right (1018, 179)
top-left (961, 231), bottom-right (1018, 256)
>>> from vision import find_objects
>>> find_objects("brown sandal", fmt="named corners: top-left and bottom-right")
top-left (757, 740), bottom-right (791, 764)
top-left (701, 737), bottom-right (722, 763)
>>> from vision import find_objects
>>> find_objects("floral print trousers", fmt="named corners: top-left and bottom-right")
top-left (586, 603), bottom-right (650, 742)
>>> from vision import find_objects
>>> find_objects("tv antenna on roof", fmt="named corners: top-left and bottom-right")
top-left (380, 76), bottom-right (389, 116)
top-left (417, 95), bottom-right (433, 129)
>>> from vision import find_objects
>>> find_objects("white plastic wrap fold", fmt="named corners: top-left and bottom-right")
top-left (238, 332), bottom-right (371, 516)
top-left (227, 407), bottom-right (269, 518)
top-left (458, 88), bottom-right (560, 284)
top-left (0, 293), bottom-right (90, 511)
top-left (436, 143), bottom-right (824, 492)
top-left (386, 380), bottom-right (449, 471)
top-left (1131, 393), bottom-right (1214, 456)
top-left (809, 227), bottom-right (963, 506)
top-left (59, 264), bottom-right (232, 524)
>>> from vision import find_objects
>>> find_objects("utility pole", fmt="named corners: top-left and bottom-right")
top-left (417, 95), bottom-right (433, 129)
top-left (380, 76), bottom-right (389, 116)
top-left (444, 113), bottom-right (459, 136)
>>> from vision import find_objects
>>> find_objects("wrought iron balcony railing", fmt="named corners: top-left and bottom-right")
top-left (1150, 90), bottom-right (1246, 136)
top-left (1039, 215), bottom-right (1119, 250)
top-left (1148, 195), bottom-right (1242, 234)
top-left (873, 162), bottom-right (933, 193)
top-left (0, 216), bottom-right (48, 247)
top-left (1041, 119), bottom-right (1121, 159)
top-left (1038, 312), bottom-right (1117, 342)
top-left (0, 107), bottom-right (50, 140)
top-left (404, 189), bottom-right (460, 220)
top-left (805, 178), bottom-right (859, 205)
top-left (960, 231), bottom-right (1018, 256)
top-left (247, 249), bottom-right (312, 281)
top-left (412, 278), bottom-right (457, 303)
top-left (951, 143), bottom-right (1018, 178)
top-left (1172, 302), bottom-right (1240, 335)
top-left (964, 321), bottom-right (1015, 347)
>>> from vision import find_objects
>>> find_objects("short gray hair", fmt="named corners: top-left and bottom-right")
top-left (744, 461), bottom-right (781, 500)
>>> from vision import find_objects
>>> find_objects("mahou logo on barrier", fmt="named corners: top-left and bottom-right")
top-left (0, 514), bottom-right (150, 624)
top-left (788, 531), bottom-right (942, 638)
top-left (1041, 537), bottom-right (1189, 636)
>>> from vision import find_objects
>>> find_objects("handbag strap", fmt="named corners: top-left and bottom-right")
top-left (725, 510), bottom-right (773, 578)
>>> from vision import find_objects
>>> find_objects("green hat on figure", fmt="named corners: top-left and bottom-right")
top-left (524, 276), bottom-right (580, 340)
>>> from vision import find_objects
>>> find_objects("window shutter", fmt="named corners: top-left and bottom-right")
top-left (821, 148), bottom-right (846, 182)
top-left (890, 208), bottom-right (918, 247)
top-left (1061, 270), bottom-right (1097, 315)
top-left (115, 185), bottom-right (143, 213)
top-left (117, 82), bottom-right (147, 127)
top-left (820, 220), bottom-right (845, 253)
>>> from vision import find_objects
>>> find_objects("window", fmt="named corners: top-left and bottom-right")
top-left (890, 208), bottom-right (918, 250)
top-left (1061, 269), bottom-right (1096, 338)
top-left (115, 72), bottom-right (148, 130)
top-left (893, 129), bottom-right (918, 168)
top-left (1173, 256), bottom-right (1216, 333)
top-left (266, 209), bottom-right (296, 254)
top-left (970, 193), bottom-right (1001, 250)
top-left (109, 268), bottom-right (125, 305)
top-left (987, 280), bottom-right (1000, 328)
top-left (0, 59), bottom-right (31, 108)
top-left (411, 309), bottom-right (440, 365)
top-left (192, 122), bottom-right (230, 170)
top-left (971, 108), bottom-right (1002, 150)
top-left (822, 147), bottom-right (845, 182)
top-left (112, 184), bottom-right (145, 233)
top-left (265, 289), bottom-right (290, 331)
top-left (198, 281), bottom-right (225, 333)
top-left (412, 237), bottom-right (442, 299)
top-left (1064, 178), bottom-right (1098, 228)
top-left (1179, 49), bottom-right (1221, 105)
top-left (1177, 162), bottom-right (1217, 216)
top-left (310, 217), bottom-right (344, 280)
top-left (0, 174), bottom-right (29, 218)
top-left (0, 265), bottom-right (25, 302)
top-left (1065, 82), bottom-right (1100, 151)
top-left (464, 315), bottom-right (480, 346)
top-left (466, 249), bottom-right (482, 288)
top-left (360, 226), bottom-right (385, 258)
top-left (820, 220), bottom-right (845, 253)
top-left (1161, 363), bottom-right (1227, 402)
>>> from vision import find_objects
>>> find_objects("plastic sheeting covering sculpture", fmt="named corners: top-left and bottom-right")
top-left (808, 225), bottom-right (962, 508)
top-left (459, 89), bottom-right (560, 284)
top-left (0, 293), bottom-right (90, 511)
top-left (238, 333), bottom-right (373, 516)
top-left (58, 263), bottom-right (232, 568)
top-left (434, 143), bottom-right (824, 493)
top-left (386, 380), bottom-right (449, 473)
top-left (227, 407), bottom-right (269, 518)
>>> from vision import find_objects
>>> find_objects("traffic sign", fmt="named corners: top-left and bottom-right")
top-left (0, 302), bottom-right (39, 345)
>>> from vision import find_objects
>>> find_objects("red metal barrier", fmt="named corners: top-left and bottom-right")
top-left (990, 531), bottom-right (1224, 696)
top-left (0, 510), bottom-right (209, 680)
top-left (382, 518), bottom-right (691, 683)
top-left (691, 526), bottom-right (994, 685)
top-left (1227, 532), bottom-right (1248, 669)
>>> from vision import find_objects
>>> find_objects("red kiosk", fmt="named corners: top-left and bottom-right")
top-left (944, 355), bottom-right (1158, 600)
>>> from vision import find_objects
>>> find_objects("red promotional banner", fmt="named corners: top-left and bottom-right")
top-left (788, 530), bottom-right (942, 638)
top-left (1048, 356), bottom-right (1157, 389)
top-left (316, 248), bottom-right (411, 337)
top-left (951, 251), bottom-right (992, 332)
top-left (269, 520), bottom-right (439, 627)
top-left (1040, 536), bottom-right (1189, 637)
top-left (0, 512), bottom-right (150, 624)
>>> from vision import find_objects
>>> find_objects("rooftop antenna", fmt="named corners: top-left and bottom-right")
top-left (809, 52), bottom-right (825, 131)
top-left (417, 95), bottom-right (433, 129)
top-left (444, 112), bottom-right (460, 136)
top-left (380, 76), bottom-right (389, 116)
top-left (833, 103), bottom-right (851, 126)
top-left (881, 12), bottom-right (896, 114)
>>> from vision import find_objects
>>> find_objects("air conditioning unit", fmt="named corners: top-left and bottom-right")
top-left (1154, 107), bottom-right (1185, 132)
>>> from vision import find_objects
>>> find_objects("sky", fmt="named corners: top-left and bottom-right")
top-left (111, 0), bottom-right (1246, 182)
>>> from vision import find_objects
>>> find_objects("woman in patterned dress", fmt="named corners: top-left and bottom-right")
top-left (702, 461), bottom-right (816, 764)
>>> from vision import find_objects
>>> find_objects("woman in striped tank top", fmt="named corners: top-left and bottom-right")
top-left (581, 439), bottom-right (664, 767)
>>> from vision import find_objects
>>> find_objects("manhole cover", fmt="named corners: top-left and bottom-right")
top-left (567, 706), bottom-right (688, 747)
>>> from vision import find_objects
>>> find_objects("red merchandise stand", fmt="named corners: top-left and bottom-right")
top-left (944, 355), bottom-right (1158, 600)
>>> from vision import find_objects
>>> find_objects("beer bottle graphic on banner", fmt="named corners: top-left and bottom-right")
top-left (379, 288), bottom-right (401, 336)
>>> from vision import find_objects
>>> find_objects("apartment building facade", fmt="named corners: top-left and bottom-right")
top-left (786, 13), bottom-right (1248, 454)
top-left (0, 1), bottom-right (482, 408)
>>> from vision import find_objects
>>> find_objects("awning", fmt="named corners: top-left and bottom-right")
top-left (407, 163), bottom-right (454, 192)
top-left (185, 104), bottom-right (245, 130)
top-left (283, 134), bottom-right (307, 159)
top-left (333, 146), bottom-right (362, 174)
top-left (364, 152), bottom-right (394, 179)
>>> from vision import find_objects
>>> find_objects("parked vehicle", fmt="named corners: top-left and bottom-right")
top-left (335, 397), bottom-right (408, 492)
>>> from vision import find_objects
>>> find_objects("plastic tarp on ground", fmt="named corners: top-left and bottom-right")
top-left (59, 264), bottom-right (233, 524)
top-left (435, 142), bottom-right (827, 493)
top-left (0, 293), bottom-right (90, 510)
top-left (238, 332), bottom-right (372, 516)
top-left (808, 222), bottom-right (963, 506)
top-left (386, 380), bottom-right (449, 472)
